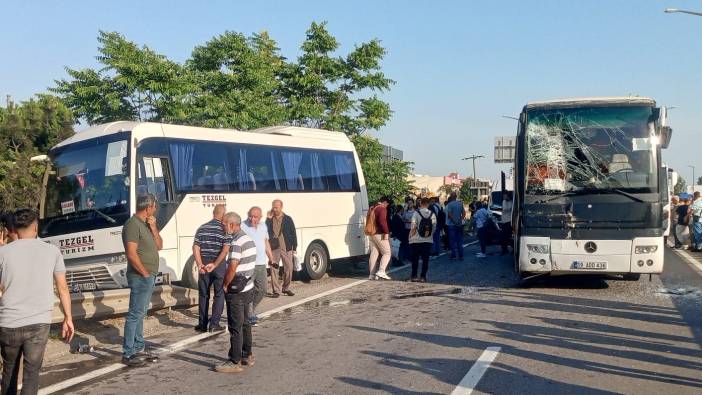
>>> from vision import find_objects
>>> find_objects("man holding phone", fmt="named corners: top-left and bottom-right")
top-left (122, 194), bottom-right (163, 366)
top-left (0, 208), bottom-right (74, 395)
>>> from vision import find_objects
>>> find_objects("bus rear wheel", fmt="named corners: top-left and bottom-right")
top-left (303, 242), bottom-right (329, 281)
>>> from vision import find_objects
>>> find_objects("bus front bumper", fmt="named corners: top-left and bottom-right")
top-left (519, 236), bottom-right (664, 274)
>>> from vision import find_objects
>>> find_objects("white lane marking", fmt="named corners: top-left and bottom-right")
top-left (40, 241), bottom-right (479, 394)
top-left (672, 248), bottom-right (702, 277)
top-left (451, 347), bottom-right (501, 395)
top-left (39, 364), bottom-right (125, 395)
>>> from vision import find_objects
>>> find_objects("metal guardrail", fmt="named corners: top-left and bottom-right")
top-left (51, 285), bottom-right (198, 324)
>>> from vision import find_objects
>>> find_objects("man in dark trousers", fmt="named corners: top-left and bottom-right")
top-left (266, 199), bottom-right (297, 296)
top-left (193, 204), bottom-right (231, 332)
top-left (0, 209), bottom-right (74, 394)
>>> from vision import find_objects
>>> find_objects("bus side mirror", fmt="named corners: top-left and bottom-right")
top-left (657, 126), bottom-right (672, 149)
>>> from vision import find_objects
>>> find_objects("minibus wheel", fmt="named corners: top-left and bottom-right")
top-left (303, 242), bottom-right (329, 280)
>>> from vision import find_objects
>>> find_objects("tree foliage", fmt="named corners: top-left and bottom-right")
top-left (674, 176), bottom-right (687, 195)
top-left (53, 23), bottom-right (394, 135)
top-left (0, 96), bottom-right (74, 210)
top-left (351, 135), bottom-right (413, 203)
top-left (52, 22), bottom-right (405, 200)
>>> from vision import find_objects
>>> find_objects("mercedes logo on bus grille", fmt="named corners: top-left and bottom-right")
top-left (584, 242), bottom-right (597, 253)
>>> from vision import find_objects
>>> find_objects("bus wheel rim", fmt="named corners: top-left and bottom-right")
top-left (310, 250), bottom-right (323, 272)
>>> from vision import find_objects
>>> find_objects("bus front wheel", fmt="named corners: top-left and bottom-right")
top-left (303, 242), bottom-right (329, 281)
top-left (180, 257), bottom-right (199, 289)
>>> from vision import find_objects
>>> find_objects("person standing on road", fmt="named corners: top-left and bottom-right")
top-left (265, 199), bottom-right (297, 297)
top-left (121, 194), bottom-right (163, 367)
top-left (409, 198), bottom-right (437, 282)
top-left (670, 195), bottom-right (681, 248)
top-left (367, 196), bottom-right (392, 280)
top-left (468, 197), bottom-right (478, 234)
top-left (0, 209), bottom-right (74, 395)
top-left (241, 206), bottom-right (274, 326)
top-left (193, 204), bottom-right (231, 333)
top-left (675, 194), bottom-right (691, 249)
top-left (474, 202), bottom-right (496, 258)
top-left (401, 199), bottom-right (416, 264)
top-left (429, 197), bottom-right (444, 256)
top-left (216, 212), bottom-right (257, 373)
top-left (690, 192), bottom-right (702, 252)
top-left (390, 204), bottom-right (405, 266)
top-left (445, 192), bottom-right (466, 261)
top-left (499, 192), bottom-right (513, 255)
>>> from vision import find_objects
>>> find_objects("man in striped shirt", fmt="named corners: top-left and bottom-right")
top-left (216, 212), bottom-right (257, 373)
top-left (193, 204), bottom-right (231, 333)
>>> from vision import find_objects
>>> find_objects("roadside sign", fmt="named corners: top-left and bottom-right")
top-left (494, 136), bottom-right (515, 163)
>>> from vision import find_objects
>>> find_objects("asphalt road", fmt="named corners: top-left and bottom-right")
top-left (53, 242), bottom-right (702, 395)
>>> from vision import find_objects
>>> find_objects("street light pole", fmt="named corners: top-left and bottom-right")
top-left (665, 8), bottom-right (702, 16)
top-left (462, 155), bottom-right (484, 197)
top-left (689, 165), bottom-right (696, 191)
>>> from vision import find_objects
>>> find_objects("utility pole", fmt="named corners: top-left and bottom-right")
top-left (462, 155), bottom-right (484, 196)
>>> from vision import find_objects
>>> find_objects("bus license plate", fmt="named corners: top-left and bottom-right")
top-left (73, 282), bottom-right (97, 292)
top-left (572, 261), bottom-right (607, 270)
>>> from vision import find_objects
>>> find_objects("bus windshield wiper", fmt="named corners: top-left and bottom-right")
top-left (601, 188), bottom-right (645, 203)
top-left (89, 207), bottom-right (117, 223)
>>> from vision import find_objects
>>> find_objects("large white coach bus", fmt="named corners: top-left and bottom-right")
top-left (38, 122), bottom-right (369, 292)
top-left (512, 97), bottom-right (672, 281)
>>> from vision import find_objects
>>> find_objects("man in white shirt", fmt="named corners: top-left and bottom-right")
top-left (241, 206), bottom-right (274, 326)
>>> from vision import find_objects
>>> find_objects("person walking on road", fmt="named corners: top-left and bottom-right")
top-left (0, 209), bottom-right (74, 395)
top-left (409, 198), bottom-right (437, 282)
top-left (474, 202), bottom-right (496, 258)
top-left (193, 204), bottom-right (231, 333)
top-left (241, 206), bottom-right (274, 326)
top-left (367, 196), bottom-right (392, 280)
top-left (445, 192), bottom-right (466, 261)
top-left (266, 199), bottom-right (297, 296)
top-left (216, 212), bottom-right (257, 373)
top-left (121, 193), bottom-right (163, 366)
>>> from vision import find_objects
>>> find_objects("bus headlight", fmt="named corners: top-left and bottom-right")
top-left (109, 254), bottom-right (127, 264)
top-left (635, 246), bottom-right (658, 254)
top-left (527, 244), bottom-right (550, 254)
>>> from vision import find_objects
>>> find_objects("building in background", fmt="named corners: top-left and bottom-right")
top-left (408, 172), bottom-right (465, 201)
top-left (381, 144), bottom-right (403, 162)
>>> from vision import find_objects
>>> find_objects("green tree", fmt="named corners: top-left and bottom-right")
top-left (351, 135), bottom-right (412, 203)
top-left (0, 96), bottom-right (74, 210)
top-left (282, 22), bottom-right (394, 135)
top-left (674, 176), bottom-right (687, 195)
top-left (458, 177), bottom-right (475, 202)
top-left (52, 23), bottom-right (407, 200)
top-left (697, 176), bottom-right (702, 186)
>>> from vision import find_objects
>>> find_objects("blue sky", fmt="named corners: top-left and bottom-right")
top-left (1, 0), bottom-right (700, 183)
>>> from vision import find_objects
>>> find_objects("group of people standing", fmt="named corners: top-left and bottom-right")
top-left (671, 191), bottom-right (702, 251)
top-left (121, 194), bottom-right (297, 374)
top-left (366, 191), bottom-right (514, 283)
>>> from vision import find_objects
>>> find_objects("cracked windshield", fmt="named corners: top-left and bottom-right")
top-left (525, 106), bottom-right (658, 194)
